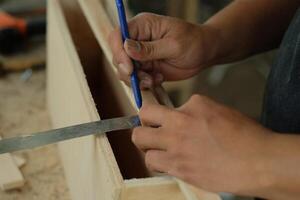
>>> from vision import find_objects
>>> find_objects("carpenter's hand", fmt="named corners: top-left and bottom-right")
top-left (133, 95), bottom-right (274, 195)
top-left (109, 13), bottom-right (220, 88)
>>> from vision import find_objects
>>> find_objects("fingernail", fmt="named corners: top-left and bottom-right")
top-left (119, 63), bottom-right (132, 76)
top-left (126, 39), bottom-right (142, 52)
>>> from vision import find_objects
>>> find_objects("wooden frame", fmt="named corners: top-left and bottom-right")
top-left (47, 0), bottom-right (219, 199)
top-left (0, 136), bottom-right (24, 191)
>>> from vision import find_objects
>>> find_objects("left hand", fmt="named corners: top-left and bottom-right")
top-left (132, 95), bottom-right (274, 195)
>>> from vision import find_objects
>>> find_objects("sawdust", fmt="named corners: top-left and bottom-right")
top-left (0, 70), bottom-right (70, 200)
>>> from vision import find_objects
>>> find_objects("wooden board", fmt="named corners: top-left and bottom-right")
top-left (167, 0), bottom-right (199, 22)
top-left (47, 0), bottom-right (220, 199)
top-left (0, 137), bottom-right (25, 191)
top-left (47, 1), bottom-right (123, 199)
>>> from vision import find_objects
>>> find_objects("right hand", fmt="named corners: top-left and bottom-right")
top-left (108, 13), bottom-right (221, 88)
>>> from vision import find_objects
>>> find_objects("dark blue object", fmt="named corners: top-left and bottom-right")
top-left (115, 0), bottom-right (143, 109)
top-left (261, 8), bottom-right (300, 134)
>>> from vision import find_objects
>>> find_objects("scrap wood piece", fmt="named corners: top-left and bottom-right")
top-left (0, 136), bottom-right (25, 191)
top-left (12, 155), bottom-right (26, 168)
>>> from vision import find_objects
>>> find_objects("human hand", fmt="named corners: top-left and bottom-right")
top-left (109, 13), bottom-right (220, 88)
top-left (132, 95), bottom-right (274, 196)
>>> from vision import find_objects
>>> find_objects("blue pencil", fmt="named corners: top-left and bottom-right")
top-left (115, 0), bottom-right (143, 109)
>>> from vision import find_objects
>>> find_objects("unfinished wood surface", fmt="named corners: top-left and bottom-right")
top-left (122, 177), bottom-right (186, 200)
top-left (77, 0), bottom-right (219, 200)
top-left (47, 0), bottom-right (123, 200)
top-left (12, 155), bottom-right (26, 168)
top-left (47, 0), bottom-right (219, 200)
top-left (0, 137), bottom-right (25, 191)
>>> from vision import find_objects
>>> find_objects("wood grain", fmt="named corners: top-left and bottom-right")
top-left (47, 0), bottom-right (220, 199)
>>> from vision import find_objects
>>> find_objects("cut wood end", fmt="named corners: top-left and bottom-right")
top-left (12, 155), bottom-right (26, 168)
top-left (1, 179), bottom-right (25, 191)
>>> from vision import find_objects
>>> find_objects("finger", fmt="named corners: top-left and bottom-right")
top-left (127, 13), bottom-right (164, 41)
top-left (153, 73), bottom-right (164, 85)
top-left (132, 127), bottom-right (168, 151)
top-left (138, 71), bottom-right (153, 89)
top-left (145, 150), bottom-right (171, 173)
top-left (109, 28), bottom-right (133, 75)
top-left (139, 103), bottom-right (174, 126)
top-left (117, 70), bottom-right (131, 86)
top-left (118, 64), bottom-right (132, 83)
top-left (140, 61), bottom-right (154, 72)
top-left (124, 38), bottom-right (177, 62)
top-left (114, 58), bottom-right (129, 85)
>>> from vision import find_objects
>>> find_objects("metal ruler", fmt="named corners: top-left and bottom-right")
top-left (0, 115), bottom-right (140, 154)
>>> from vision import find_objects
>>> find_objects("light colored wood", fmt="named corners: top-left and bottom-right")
top-left (47, 1), bottom-right (123, 200)
top-left (47, 0), bottom-right (220, 199)
top-left (0, 137), bottom-right (25, 191)
top-left (12, 155), bottom-right (26, 168)
top-left (122, 177), bottom-right (185, 200)
top-left (77, 1), bottom-right (219, 199)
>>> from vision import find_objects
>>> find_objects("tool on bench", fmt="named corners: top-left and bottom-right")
top-left (0, 116), bottom-right (140, 154)
top-left (0, 12), bottom-right (46, 54)
top-left (115, 0), bottom-right (143, 109)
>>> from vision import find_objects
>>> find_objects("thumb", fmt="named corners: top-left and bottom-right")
top-left (124, 39), bottom-right (176, 61)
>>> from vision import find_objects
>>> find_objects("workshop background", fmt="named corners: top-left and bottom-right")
top-left (0, 0), bottom-right (273, 199)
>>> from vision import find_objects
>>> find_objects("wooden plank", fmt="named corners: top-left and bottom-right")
top-left (47, 1), bottom-right (123, 200)
top-left (0, 137), bottom-right (25, 191)
top-left (47, 0), bottom-right (220, 199)
top-left (12, 155), bottom-right (26, 168)
top-left (122, 177), bottom-right (185, 200)
top-left (76, 1), bottom-right (219, 200)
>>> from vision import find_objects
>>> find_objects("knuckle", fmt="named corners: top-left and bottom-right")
top-left (135, 12), bottom-right (155, 21)
top-left (142, 42), bottom-right (155, 57)
top-left (189, 94), bottom-right (210, 106)
top-left (190, 94), bottom-right (203, 102)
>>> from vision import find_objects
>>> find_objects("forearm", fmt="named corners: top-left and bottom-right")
top-left (253, 133), bottom-right (300, 200)
top-left (204, 0), bottom-right (300, 65)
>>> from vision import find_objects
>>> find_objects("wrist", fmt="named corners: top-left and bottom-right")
top-left (197, 23), bottom-right (228, 67)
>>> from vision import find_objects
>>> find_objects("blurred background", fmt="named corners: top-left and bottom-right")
top-left (0, 0), bottom-right (274, 199)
